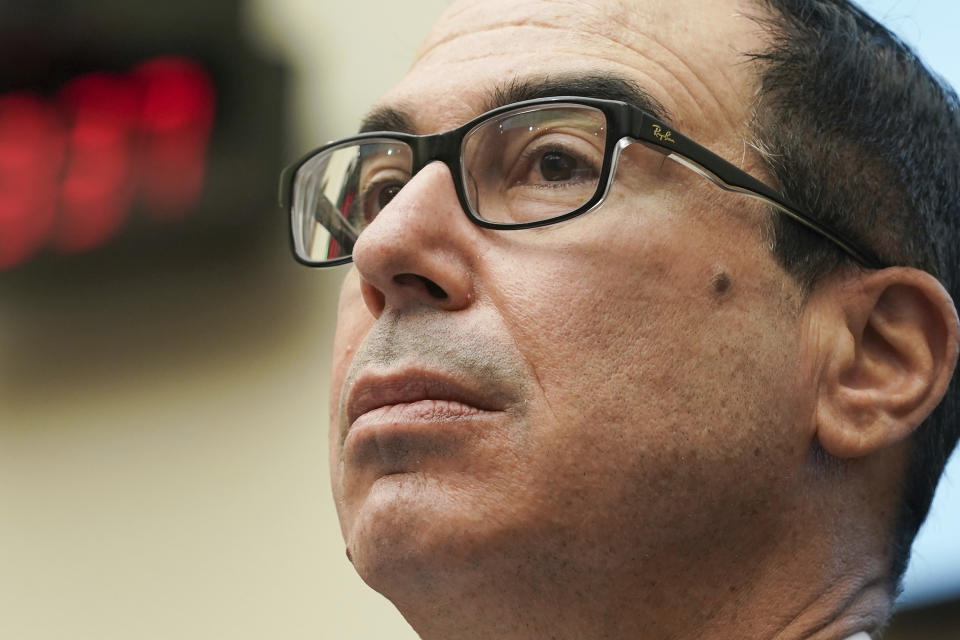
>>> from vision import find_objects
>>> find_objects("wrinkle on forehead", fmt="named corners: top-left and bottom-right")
top-left (415, 0), bottom-right (628, 63)
top-left (416, 22), bottom-right (697, 120)
top-left (406, 0), bottom-right (767, 143)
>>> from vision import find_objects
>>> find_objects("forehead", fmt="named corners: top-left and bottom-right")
top-left (378, 0), bottom-right (767, 144)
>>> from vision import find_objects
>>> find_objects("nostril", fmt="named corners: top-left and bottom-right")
top-left (393, 273), bottom-right (449, 299)
top-left (423, 278), bottom-right (448, 299)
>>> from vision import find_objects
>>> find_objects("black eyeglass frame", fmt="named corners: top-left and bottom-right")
top-left (279, 96), bottom-right (885, 269)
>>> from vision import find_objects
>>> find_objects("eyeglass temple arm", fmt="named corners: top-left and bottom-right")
top-left (632, 113), bottom-right (886, 270)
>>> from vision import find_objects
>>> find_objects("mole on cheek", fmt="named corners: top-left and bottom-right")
top-left (711, 271), bottom-right (732, 297)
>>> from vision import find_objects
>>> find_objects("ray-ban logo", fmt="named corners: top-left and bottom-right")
top-left (652, 124), bottom-right (676, 143)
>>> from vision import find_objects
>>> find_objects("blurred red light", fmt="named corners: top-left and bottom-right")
top-left (135, 57), bottom-right (215, 221)
top-left (137, 58), bottom-right (215, 134)
top-left (0, 94), bottom-right (66, 269)
top-left (54, 73), bottom-right (140, 252)
top-left (0, 57), bottom-right (216, 269)
top-left (58, 174), bottom-right (128, 253)
top-left (62, 72), bottom-right (142, 132)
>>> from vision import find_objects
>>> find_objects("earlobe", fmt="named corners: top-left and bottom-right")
top-left (811, 268), bottom-right (959, 459)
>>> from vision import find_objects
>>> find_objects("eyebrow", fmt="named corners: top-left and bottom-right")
top-left (357, 73), bottom-right (673, 135)
top-left (484, 74), bottom-right (672, 123)
top-left (358, 106), bottom-right (416, 135)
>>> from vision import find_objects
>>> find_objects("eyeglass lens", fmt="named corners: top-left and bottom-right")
top-left (290, 104), bottom-right (609, 264)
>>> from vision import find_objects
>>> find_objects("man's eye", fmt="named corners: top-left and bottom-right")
top-left (539, 151), bottom-right (578, 182)
top-left (353, 178), bottom-right (407, 225)
top-left (513, 145), bottom-right (598, 188)
top-left (377, 183), bottom-right (403, 210)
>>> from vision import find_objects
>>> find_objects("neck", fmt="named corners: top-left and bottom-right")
top-left (387, 509), bottom-right (892, 640)
top-left (372, 450), bottom-right (902, 640)
top-left (395, 556), bottom-right (890, 640)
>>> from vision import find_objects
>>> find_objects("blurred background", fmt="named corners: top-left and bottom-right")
top-left (0, 1), bottom-right (956, 638)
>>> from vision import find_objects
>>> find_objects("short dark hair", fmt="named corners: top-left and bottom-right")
top-left (747, 0), bottom-right (960, 593)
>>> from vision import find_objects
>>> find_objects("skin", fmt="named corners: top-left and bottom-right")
top-left (325, 1), bottom-right (960, 639)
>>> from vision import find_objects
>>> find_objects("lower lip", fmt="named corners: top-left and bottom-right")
top-left (348, 399), bottom-right (492, 435)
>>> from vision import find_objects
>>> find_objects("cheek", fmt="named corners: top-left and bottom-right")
top-left (488, 168), bottom-right (782, 426)
top-left (489, 218), bottom-right (693, 427)
top-left (329, 270), bottom-right (371, 411)
top-left (328, 271), bottom-right (374, 495)
top-left (482, 246), bottom-right (805, 563)
top-left (482, 192), bottom-right (802, 491)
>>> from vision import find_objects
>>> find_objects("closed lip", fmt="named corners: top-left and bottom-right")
top-left (344, 369), bottom-right (505, 433)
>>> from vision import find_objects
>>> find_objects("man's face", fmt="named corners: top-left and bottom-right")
top-left (328, 0), bottom-right (815, 603)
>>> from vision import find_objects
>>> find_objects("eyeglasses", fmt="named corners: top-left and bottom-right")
top-left (279, 96), bottom-right (884, 269)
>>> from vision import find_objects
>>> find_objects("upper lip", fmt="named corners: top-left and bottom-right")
top-left (344, 369), bottom-right (503, 431)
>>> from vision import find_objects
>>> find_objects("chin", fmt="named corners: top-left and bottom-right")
top-left (340, 469), bottom-right (537, 598)
top-left (342, 472), bottom-right (473, 593)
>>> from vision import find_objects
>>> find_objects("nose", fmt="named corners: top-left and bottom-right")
top-left (350, 161), bottom-right (477, 318)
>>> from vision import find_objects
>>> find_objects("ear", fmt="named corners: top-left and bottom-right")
top-left (809, 267), bottom-right (959, 459)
